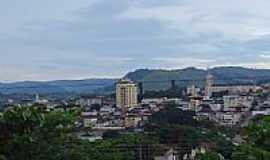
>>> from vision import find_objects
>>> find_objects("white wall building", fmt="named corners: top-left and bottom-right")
top-left (223, 95), bottom-right (253, 111)
top-left (78, 97), bottom-right (102, 107)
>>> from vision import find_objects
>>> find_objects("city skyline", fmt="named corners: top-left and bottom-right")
top-left (2, 0), bottom-right (270, 81)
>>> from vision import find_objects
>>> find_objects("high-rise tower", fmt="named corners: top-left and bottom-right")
top-left (116, 79), bottom-right (138, 108)
top-left (205, 73), bottom-right (214, 98)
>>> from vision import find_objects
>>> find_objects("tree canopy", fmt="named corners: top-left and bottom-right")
top-left (232, 116), bottom-right (270, 160)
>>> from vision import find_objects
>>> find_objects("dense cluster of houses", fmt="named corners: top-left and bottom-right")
top-left (3, 76), bottom-right (270, 145)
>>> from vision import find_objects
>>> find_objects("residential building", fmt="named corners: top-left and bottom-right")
top-left (196, 104), bottom-right (215, 120)
top-left (216, 112), bottom-right (242, 126)
top-left (155, 149), bottom-right (179, 160)
top-left (210, 85), bottom-right (259, 94)
top-left (81, 111), bottom-right (98, 128)
top-left (77, 97), bottom-right (102, 107)
top-left (116, 79), bottom-right (138, 108)
top-left (142, 98), bottom-right (167, 104)
top-left (223, 95), bottom-right (253, 111)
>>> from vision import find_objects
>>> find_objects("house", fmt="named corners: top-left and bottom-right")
top-left (99, 105), bottom-right (115, 116)
top-left (223, 95), bottom-right (254, 111)
top-left (81, 112), bottom-right (98, 128)
top-left (124, 116), bottom-right (142, 128)
top-left (209, 103), bottom-right (223, 112)
top-left (216, 112), bottom-right (242, 126)
top-left (77, 131), bottom-right (103, 142)
top-left (252, 103), bottom-right (270, 116)
top-left (196, 104), bottom-right (215, 120)
top-left (100, 105), bottom-right (114, 113)
top-left (232, 135), bottom-right (245, 146)
top-left (142, 98), bottom-right (167, 104)
top-left (189, 98), bottom-right (202, 111)
top-left (155, 149), bottom-right (179, 160)
top-left (77, 96), bottom-right (103, 107)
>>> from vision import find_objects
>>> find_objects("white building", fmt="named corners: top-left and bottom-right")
top-left (210, 85), bottom-right (259, 94)
top-left (78, 97), bottom-right (102, 107)
top-left (155, 149), bottom-right (179, 160)
top-left (223, 95), bottom-right (253, 111)
top-left (142, 98), bottom-right (167, 104)
top-left (252, 103), bottom-right (270, 116)
top-left (34, 94), bottom-right (49, 104)
top-left (216, 112), bottom-right (242, 126)
top-left (204, 74), bottom-right (260, 97)
top-left (81, 111), bottom-right (98, 128)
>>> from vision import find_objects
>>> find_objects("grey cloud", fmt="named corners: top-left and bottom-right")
top-left (1, 0), bottom-right (270, 81)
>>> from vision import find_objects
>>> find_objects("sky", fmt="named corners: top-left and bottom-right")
top-left (2, 0), bottom-right (270, 81)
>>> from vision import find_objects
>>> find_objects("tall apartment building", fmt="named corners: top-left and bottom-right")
top-left (205, 73), bottom-right (214, 98)
top-left (116, 79), bottom-right (138, 108)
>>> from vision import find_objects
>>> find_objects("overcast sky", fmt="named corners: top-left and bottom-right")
top-left (1, 0), bottom-right (270, 81)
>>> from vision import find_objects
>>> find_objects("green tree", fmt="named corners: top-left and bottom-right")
top-left (0, 106), bottom-right (78, 160)
top-left (232, 116), bottom-right (270, 160)
top-left (149, 107), bottom-right (196, 126)
top-left (195, 151), bottom-right (223, 160)
top-left (0, 106), bottom-right (135, 160)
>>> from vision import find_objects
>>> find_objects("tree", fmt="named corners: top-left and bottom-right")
top-left (0, 106), bottom-right (136, 160)
top-left (0, 155), bottom-right (7, 160)
top-left (0, 106), bottom-right (78, 160)
top-left (232, 116), bottom-right (270, 160)
top-left (149, 107), bottom-right (196, 126)
top-left (195, 151), bottom-right (223, 160)
top-left (103, 130), bottom-right (121, 139)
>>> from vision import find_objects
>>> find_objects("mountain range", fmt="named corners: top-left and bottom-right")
top-left (124, 67), bottom-right (270, 91)
top-left (0, 79), bottom-right (117, 94)
top-left (1, 66), bottom-right (270, 94)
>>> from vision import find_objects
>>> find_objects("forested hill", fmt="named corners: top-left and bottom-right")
top-left (124, 67), bottom-right (270, 91)
top-left (0, 79), bottom-right (117, 94)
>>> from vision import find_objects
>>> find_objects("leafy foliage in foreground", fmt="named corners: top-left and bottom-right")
top-left (0, 107), bottom-right (78, 160)
top-left (0, 107), bottom-right (136, 160)
top-left (195, 151), bottom-right (223, 160)
top-left (146, 107), bottom-right (234, 159)
top-left (0, 106), bottom-right (165, 160)
top-left (232, 116), bottom-right (270, 160)
top-left (149, 106), bottom-right (196, 126)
